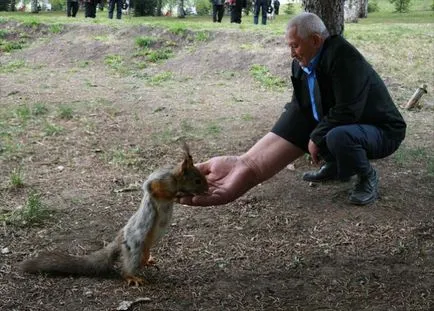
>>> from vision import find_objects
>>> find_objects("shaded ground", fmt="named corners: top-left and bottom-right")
top-left (0, 21), bottom-right (433, 311)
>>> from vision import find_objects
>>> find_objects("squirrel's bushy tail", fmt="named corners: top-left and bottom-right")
top-left (21, 236), bottom-right (122, 276)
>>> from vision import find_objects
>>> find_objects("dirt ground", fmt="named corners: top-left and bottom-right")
top-left (0, 20), bottom-right (433, 311)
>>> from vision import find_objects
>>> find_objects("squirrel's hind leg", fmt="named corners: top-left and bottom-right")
top-left (121, 241), bottom-right (146, 286)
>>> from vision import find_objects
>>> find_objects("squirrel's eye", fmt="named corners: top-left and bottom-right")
top-left (195, 179), bottom-right (202, 185)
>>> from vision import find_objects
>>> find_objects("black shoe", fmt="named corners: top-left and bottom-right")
top-left (303, 162), bottom-right (339, 182)
top-left (349, 168), bottom-right (378, 205)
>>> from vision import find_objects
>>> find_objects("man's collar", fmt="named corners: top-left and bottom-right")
top-left (301, 45), bottom-right (324, 74)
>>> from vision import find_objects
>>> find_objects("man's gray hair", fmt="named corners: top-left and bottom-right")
top-left (286, 12), bottom-right (330, 39)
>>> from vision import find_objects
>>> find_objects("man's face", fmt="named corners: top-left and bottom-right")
top-left (287, 26), bottom-right (322, 67)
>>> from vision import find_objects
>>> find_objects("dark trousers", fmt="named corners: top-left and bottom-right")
top-left (67, 0), bottom-right (79, 17)
top-left (108, 0), bottom-right (123, 19)
top-left (271, 103), bottom-right (402, 178)
top-left (274, 5), bottom-right (279, 15)
top-left (213, 4), bottom-right (224, 22)
top-left (85, 0), bottom-right (97, 18)
top-left (230, 5), bottom-right (242, 23)
top-left (324, 124), bottom-right (402, 178)
top-left (254, 0), bottom-right (267, 25)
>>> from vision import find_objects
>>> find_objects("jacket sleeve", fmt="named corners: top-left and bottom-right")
top-left (310, 50), bottom-right (372, 147)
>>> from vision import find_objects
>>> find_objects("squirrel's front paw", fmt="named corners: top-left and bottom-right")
top-left (124, 275), bottom-right (146, 287)
top-left (141, 255), bottom-right (160, 270)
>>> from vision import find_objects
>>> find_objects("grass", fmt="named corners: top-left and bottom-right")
top-left (392, 145), bottom-right (434, 176)
top-left (44, 122), bottom-right (64, 136)
top-left (147, 71), bottom-right (173, 85)
top-left (104, 54), bottom-right (124, 70)
top-left (2, 192), bottom-right (52, 227)
top-left (0, 60), bottom-right (26, 73)
top-left (195, 31), bottom-right (210, 41)
top-left (49, 23), bottom-right (63, 33)
top-left (103, 146), bottom-right (143, 167)
top-left (57, 105), bottom-right (74, 119)
top-left (135, 35), bottom-right (157, 48)
top-left (147, 48), bottom-right (173, 62)
top-left (0, 29), bottom-right (8, 38)
top-left (33, 103), bottom-right (49, 116)
top-left (14, 105), bottom-right (32, 122)
top-left (10, 168), bottom-right (24, 188)
top-left (249, 64), bottom-right (286, 89)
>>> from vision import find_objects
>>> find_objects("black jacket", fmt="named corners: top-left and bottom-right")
top-left (290, 35), bottom-right (406, 148)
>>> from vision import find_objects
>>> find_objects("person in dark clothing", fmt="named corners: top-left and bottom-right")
top-left (84, 0), bottom-right (98, 18)
top-left (66, 0), bottom-right (79, 17)
top-left (212, 0), bottom-right (225, 23)
top-left (108, 0), bottom-right (123, 19)
top-left (273, 0), bottom-right (280, 15)
top-left (178, 12), bottom-right (406, 207)
top-left (229, 0), bottom-right (245, 24)
top-left (253, 0), bottom-right (268, 25)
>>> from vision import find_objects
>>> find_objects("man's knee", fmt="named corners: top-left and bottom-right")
top-left (326, 126), bottom-right (353, 151)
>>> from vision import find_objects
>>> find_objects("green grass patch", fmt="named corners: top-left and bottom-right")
top-left (9, 168), bottom-right (24, 188)
top-left (135, 35), bottom-right (157, 48)
top-left (393, 145), bottom-right (434, 175)
top-left (94, 35), bottom-right (109, 41)
top-left (250, 64), bottom-right (286, 89)
top-left (57, 105), bottom-right (74, 119)
top-left (195, 31), bottom-right (210, 41)
top-left (0, 60), bottom-right (26, 73)
top-left (147, 71), bottom-right (173, 85)
top-left (104, 146), bottom-right (143, 167)
top-left (14, 105), bottom-right (32, 123)
top-left (0, 29), bottom-right (8, 38)
top-left (2, 192), bottom-right (52, 227)
top-left (206, 123), bottom-right (222, 136)
top-left (168, 24), bottom-right (188, 36)
top-left (104, 54), bottom-right (124, 70)
top-left (49, 23), bottom-right (63, 33)
top-left (22, 19), bottom-right (41, 28)
top-left (33, 103), bottom-right (49, 116)
top-left (147, 48), bottom-right (173, 62)
top-left (1, 41), bottom-right (24, 52)
top-left (44, 122), bottom-right (64, 136)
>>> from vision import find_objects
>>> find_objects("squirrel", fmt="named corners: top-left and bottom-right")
top-left (20, 142), bottom-right (208, 286)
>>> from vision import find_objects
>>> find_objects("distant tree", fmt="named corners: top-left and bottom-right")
top-left (0, 0), bottom-right (11, 11)
top-left (31, 0), bottom-right (39, 13)
top-left (156, 0), bottom-right (163, 16)
top-left (178, 0), bottom-right (185, 17)
top-left (358, 0), bottom-right (368, 17)
top-left (284, 2), bottom-right (295, 15)
top-left (344, 0), bottom-right (367, 22)
top-left (389, 0), bottom-right (411, 13)
top-left (302, 0), bottom-right (345, 36)
top-left (134, 0), bottom-right (158, 16)
top-left (368, 0), bottom-right (380, 12)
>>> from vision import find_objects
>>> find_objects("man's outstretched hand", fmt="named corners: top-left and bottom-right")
top-left (177, 156), bottom-right (257, 207)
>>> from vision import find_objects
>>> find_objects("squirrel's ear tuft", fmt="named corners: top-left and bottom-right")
top-left (181, 142), bottom-right (194, 168)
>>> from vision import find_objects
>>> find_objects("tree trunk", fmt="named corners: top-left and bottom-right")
top-left (344, 0), bottom-right (359, 23)
top-left (31, 0), bottom-right (38, 12)
top-left (156, 0), bottom-right (162, 16)
top-left (358, 0), bottom-right (368, 18)
top-left (177, 0), bottom-right (185, 18)
top-left (302, 0), bottom-right (345, 36)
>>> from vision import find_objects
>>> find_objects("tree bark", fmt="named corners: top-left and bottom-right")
top-left (177, 0), bottom-right (185, 18)
top-left (31, 0), bottom-right (38, 13)
top-left (344, 0), bottom-right (359, 23)
top-left (358, 0), bottom-right (368, 18)
top-left (302, 0), bottom-right (345, 36)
